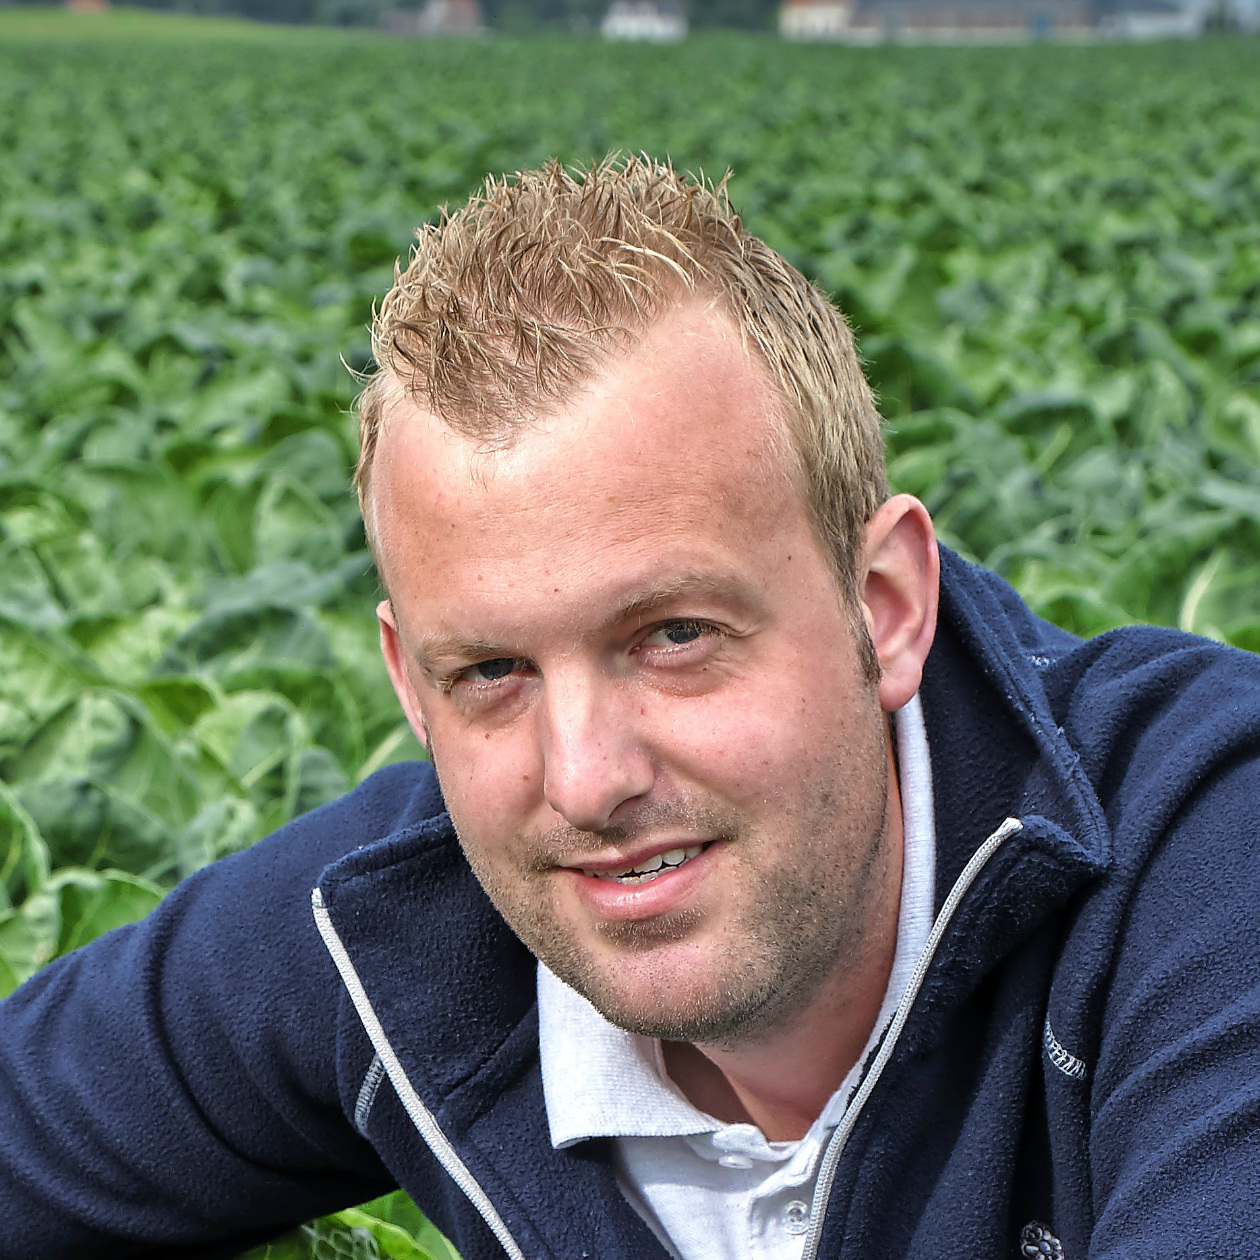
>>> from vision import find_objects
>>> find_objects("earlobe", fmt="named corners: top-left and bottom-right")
top-left (858, 496), bottom-right (940, 713)
top-left (378, 599), bottom-right (431, 753)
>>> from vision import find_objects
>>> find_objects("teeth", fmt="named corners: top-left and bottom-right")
top-left (584, 844), bottom-right (705, 883)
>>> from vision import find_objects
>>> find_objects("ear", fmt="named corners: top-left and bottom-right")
top-left (378, 599), bottom-right (431, 753)
top-left (858, 495), bottom-right (939, 713)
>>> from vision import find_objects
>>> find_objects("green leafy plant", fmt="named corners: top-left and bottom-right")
top-left (237, 1194), bottom-right (463, 1260)
top-left (1, 13), bottom-right (1257, 1256)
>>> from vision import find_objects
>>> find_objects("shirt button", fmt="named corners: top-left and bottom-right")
top-left (782, 1200), bottom-right (810, 1235)
top-left (718, 1153), bottom-right (754, 1169)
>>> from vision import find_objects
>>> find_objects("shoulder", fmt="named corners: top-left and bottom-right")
top-left (1046, 632), bottom-right (1260, 1111)
top-left (139, 758), bottom-right (448, 1086)
top-left (152, 758), bottom-right (447, 990)
top-left (1042, 626), bottom-right (1260, 851)
top-left (942, 547), bottom-right (1260, 837)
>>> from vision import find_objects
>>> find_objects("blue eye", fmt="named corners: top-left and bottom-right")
top-left (662, 622), bottom-right (703, 644)
top-left (466, 658), bottom-right (517, 682)
top-left (643, 619), bottom-right (712, 649)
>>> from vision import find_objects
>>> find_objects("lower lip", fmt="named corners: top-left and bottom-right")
top-left (561, 843), bottom-right (720, 921)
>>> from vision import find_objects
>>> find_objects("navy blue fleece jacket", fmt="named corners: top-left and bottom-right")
top-left (2, 548), bottom-right (1259, 1258)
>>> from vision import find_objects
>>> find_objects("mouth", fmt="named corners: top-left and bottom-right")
top-left (579, 843), bottom-right (708, 884)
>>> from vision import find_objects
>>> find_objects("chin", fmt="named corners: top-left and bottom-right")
top-left (593, 988), bottom-right (783, 1045)
top-left (554, 950), bottom-right (782, 1045)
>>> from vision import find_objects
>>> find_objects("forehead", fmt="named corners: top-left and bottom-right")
top-left (370, 304), bottom-right (817, 627)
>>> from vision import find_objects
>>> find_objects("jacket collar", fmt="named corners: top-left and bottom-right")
top-left (929, 549), bottom-right (1109, 891)
top-left (907, 548), bottom-right (1110, 1041)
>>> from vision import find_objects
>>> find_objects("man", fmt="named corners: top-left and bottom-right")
top-left (3, 155), bottom-right (1259, 1260)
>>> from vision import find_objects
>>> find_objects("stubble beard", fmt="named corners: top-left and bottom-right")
top-left (449, 718), bottom-right (894, 1050)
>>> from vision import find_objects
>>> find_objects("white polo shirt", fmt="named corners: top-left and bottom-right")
top-left (538, 694), bottom-right (937, 1260)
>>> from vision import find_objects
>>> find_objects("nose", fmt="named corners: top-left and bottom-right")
top-left (539, 669), bottom-right (654, 833)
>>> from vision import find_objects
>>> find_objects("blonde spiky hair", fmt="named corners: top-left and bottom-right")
top-left (357, 154), bottom-right (887, 603)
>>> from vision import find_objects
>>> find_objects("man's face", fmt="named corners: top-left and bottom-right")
top-left (373, 303), bottom-right (900, 1046)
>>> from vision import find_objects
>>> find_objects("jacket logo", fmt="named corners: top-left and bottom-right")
top-left (1043, 1018), bottom-right (1087, 1081)
top-left (1020, 1221), bottom-right (1065, 1259)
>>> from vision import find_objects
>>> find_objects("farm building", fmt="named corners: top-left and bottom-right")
top-left (780, 0), bottom-right (1089, 40)
top-left (1095, 0), bottom-right (1259, 34)
top-left (600, 0), bottom-right (687, 39)
top-left (387, 0), bottom-right (483, 34)
top-left (779, 0), bottom-right (1239, 38)
top-left (780, 0), bottom-right (857, 36)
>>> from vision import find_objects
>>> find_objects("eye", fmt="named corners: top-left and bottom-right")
top-left (460, 657), bottom-right (521, 684)
top-left (640, 619), bottom-right (717, 650)
top-left (436, 655), bottom-right (534, 706)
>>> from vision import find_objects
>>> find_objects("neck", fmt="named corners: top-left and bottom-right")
top-left (662, 735), bottom-right (905, 1142)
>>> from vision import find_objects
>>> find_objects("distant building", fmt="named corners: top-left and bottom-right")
top-left (780, 0), bottom-right (859, 37)
top-left (388, 0), bottom-right (483, 35)
top-left (779, 0), bottom-right (1224, 38)
top-left (66, 0), bottom-right (110, 11)
top-left (601, 0), bottom-right (687, 40)
top-left (1093, 0), bottom-right (1212, 35)
top-left (866, 0), bottom-right (1092, 40)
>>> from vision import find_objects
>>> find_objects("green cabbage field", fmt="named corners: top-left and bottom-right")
top-left (1, 10), bottom-right (1258, 1256)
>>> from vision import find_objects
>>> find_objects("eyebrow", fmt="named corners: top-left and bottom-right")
top-left (412, 636), bottom-right (509, 674)
top-left (410, 571), bottom-right (757, 673)
top-left (610, 572), bottom-right (754, 627)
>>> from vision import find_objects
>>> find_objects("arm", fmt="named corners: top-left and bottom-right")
top-left (0, 774), bottom-right (428, 1259)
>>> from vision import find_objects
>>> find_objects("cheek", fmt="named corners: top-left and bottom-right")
top-left (431, 724), bottom-right (546, 855)
top-left (658, 662), bottom-right (878, 810)
top-left (650, 682), bottom-right (813, 802)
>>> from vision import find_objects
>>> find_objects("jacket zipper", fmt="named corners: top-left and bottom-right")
top-left (311, 887), bottom-right (529, 1260)
top-left (800, 815), bottom-right (1024, 1260)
